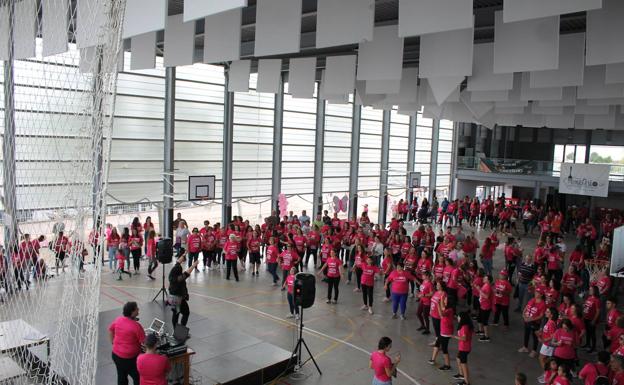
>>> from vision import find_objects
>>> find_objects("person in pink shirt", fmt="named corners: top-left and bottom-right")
top-left (318, 250), bottom-right (343, 304)
top-left (186, 228), bottom-right (202, 270)
top-left (582, 285), bottom-right (601, 353)
top-left (265, 237), bottom-right (279, 286)
top-left (477, 275), bottom-right (493, 342)
top-left (417, 272), bottom-right (434, 335)
top-left (283, 267), bottom-right (299, 320)
top-left (578, 350), bottom-right (610, 385)
top-left (453, 311), bottom-right (474, 385)
top-left (429, 303), bottom-right (454, 371)
top-left (360, 256), bottom-right (381, 314)
top-left (385, 263), bottom-right (416, 320)
top-left (223, 234), bottom-right (240, 282)
top-left (146, 230), bottom-right (158, 281)
top-left (108, 302), bottom-right (145, 385)
top-left (381, 248), bottom-right (394, 303)
top-left (137, 333), bottom-right (170, 385)
top-left (370, 336), bottom-right (400, 385)
top-left (519, 292), bottom-right (546, 357)
top-left (492, 270), bottom-right (513, 329)
top-left (279, 244), bottom-right (299, 288)
top-left (248, 230), bottom-right (262, 276)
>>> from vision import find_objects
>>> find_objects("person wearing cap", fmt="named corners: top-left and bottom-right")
top-left (224, 233), bottom-right (241, 281)
top-left (137, 333), bottom-right (170, 385)
top-left (492, 270), bottom-right (513, 330)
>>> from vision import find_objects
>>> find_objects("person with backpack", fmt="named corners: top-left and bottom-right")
top-left (578, 350), bottom-right (610, 385)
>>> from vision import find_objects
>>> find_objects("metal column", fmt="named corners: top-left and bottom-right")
top-left (428, 119), bottom-right (440, 202)
top-left (312, 85), bottom-right (325, 219)
top-left (405, 113), bottom-right (417, 202)
top-left (348, 102), bottom-right (361, 219)
top-left (163, 67), bottom-right (176, 238)
top-left (222, 72), bottom-right (234, 226)
top-left (449, 122), bottom-right (460, 200)
top-left (271, 74), bottom-right (284, 215)
top-left (585, 130), bottom-right (592, 164)
top-left (378, 110), bottom-right (391, 226)
top-left (2, 0), bottom-right (17, 251)
top-left (91, 49), bottom-right (105, 233)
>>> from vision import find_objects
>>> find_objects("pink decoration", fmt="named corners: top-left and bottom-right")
top-left (278, 193), bottom-right (288, 214)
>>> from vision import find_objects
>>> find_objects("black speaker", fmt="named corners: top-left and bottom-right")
top-left (156, 238), bottom-right (173, 264)
top-left (294, 272), bottom-right (315, 309)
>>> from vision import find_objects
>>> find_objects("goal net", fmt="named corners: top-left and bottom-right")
top-left (0, 0), bottom-right (125, 384)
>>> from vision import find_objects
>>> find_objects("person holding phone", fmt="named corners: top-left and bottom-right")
top-left (370, 336), bottom-right (400, 385)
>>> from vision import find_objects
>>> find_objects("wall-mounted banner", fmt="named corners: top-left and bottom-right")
top-left (559, 163), bottom-right (610, 197)
top-left (478, 158), bottom-right (537, 174)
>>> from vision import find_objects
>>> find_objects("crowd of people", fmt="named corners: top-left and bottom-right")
top-left (2, 194), bottom-right (624, 385)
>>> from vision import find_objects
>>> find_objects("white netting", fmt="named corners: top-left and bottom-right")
top-left (0, 0), bottom-right (125, 384)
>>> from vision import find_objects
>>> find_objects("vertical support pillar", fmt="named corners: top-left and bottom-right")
top-left (378, 110), bottom-right (391, 225)
top-left (222, 72), bottom-right (234, 226)
top-left (533, 181), bottom-right (541, 202)
top-left (271, 74), bottom-right (284, 215)
top-left (163, 67), bottom-right (176, 238)
top-left (91, 49), bottom-right (104, 234)
top-left (428, 119), bottom-right (440, 202)
top-left (585, 130), bottom-right (592, 164)
top-left (405, 113), bottom-right (417, 202)
top-left (3, 0), bottom-right (18, 252)
top-left (348, 102), bottom-right (361, 219)
top-left (312, 84), bottom-right (325, 219)
top-left (449, 122), bottom-right (460, 200)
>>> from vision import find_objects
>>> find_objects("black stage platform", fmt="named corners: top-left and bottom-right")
top-left (97, 302), bottom-right (293, 385)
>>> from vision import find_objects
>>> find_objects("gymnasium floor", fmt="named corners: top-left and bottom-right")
top-left (99, 223), bottom-right (581, 385)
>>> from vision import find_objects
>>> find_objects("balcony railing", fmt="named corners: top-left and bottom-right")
top-left (457, 156), bottom-right (624, 182)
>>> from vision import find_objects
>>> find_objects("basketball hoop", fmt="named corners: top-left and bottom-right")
top-left (586, 259), bottom-right (609, 282)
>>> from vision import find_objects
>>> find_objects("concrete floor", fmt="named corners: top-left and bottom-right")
top-left (99, 223), bottom-right (584, 385)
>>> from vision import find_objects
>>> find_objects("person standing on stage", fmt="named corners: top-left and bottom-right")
top-left (108, 301), bottom-right (144, 385)
top-left (168, 252), bottom-right (199, 327)
top-left (137, 333), bottom-right (170, 385)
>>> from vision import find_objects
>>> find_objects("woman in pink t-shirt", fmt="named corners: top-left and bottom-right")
top-left (384, 263), bottom-right (416, 320)
top-left (318, 250), bottom-right (343, 304)
top-left (453, 311), bottom-right (474, 385)
top-left (137, 333), bottom-right (170, 385)
top-left (360, 256), bottom-right (381, 314)
top-left (370, 336), bottom-right (400, 385)
top-left (108, 302), bottom-right (145, 385)
top-left (429, 305), bottom-right (454, 371)
top-left (283, 267), bottom-right (299, 320)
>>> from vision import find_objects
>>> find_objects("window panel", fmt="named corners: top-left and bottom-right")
top-left (358, 176), bottom-right (380, 191)
top-left (176, 80), bottom-right (224, 104)
top-left (283, 145), bottom-right (316, 162)
top-left (325, 115), bottom-right (353, 132)
top-left (437, 152), bottom-right (452, 164)
top-left (418, 114), bottom-right (433, 127)
top-left (323, 147), bottom-right (351, 162)
top-left (439, 140), bottom-right (453, 152)
top-left (416, 139), bottom-right (432, 151)
top-left (417, 125), bottom-right (433, 138)
top-left (325, 131), bottom-right (351, 145)
top-left (359, 148), bottom-right (382, 163)
top-left (388, 149), bottom-right (408, 163)
top-left (323, 177), bottom-right (350, 193)
top-left (176, 100), bottom-right (224, 122)
top-left (233, 105), bottom-right (274, 126)
top-left (439, 128), bottom-right (454, 141)
top-left (323, 162), bottom-right (351, 177)
top-left (283, 111), bottom-right (316, 129)
top-left (281, 178), bottom-right (314, 194)
top-left (282, 162), bottom-right (315, 178)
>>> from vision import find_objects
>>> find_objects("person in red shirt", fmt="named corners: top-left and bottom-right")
top-left (146, 230), bottom-right (158, 281)
top-left (583, 285), bottom-right (601, 353)
top-left (187, 228), bottom-right (202, 270)
top-left (248, 230), bottom-right (262, 276)
top-left (492, 270), bottom-right (513, 329)
top-left (429, 305), bottom-right (454, 371)
top-left (128, 228), bottom-right (143, 274)
top-left (537, 307), bottom-right (559, 380)
top-left (360, 256), bottom-right (381, 314)
top-left (479, 238), bottom-right (495, 276)
top-left (561, 265), bottom-right (581, 298)
top-left (613, 350), bottom-right (624, 385)
top-left (108, 302), bottom-right (144, 385)
top-left (417, 272), bottom-right (434, 335)
top-left (519, 292), bottom-right (547, 357)
top-left (381, 248), bottom-right (394, 303)
top-left (318, 250), bottom-right (343, 304)
top-left (305, 225), bottom-right (320, 268)
top-left (477, 275), bottom-right (494, 342)
top-left (453, 311), bottom-right (474, 385)
top-left (283, 267), bottom-right (299, 320)
top-left (551, 364), bottom-right (572, 385)
top-left (224, 234), bottom-right (240, 282)
top-left (279, 244), bottom-right (299, 288)
top-left (552, 319), bottom-right (578, 371)
top-left (137, 333), bottom-right (171, 385)
top-left (385, 263), bottom-right (416, 320)
top-left (370, 336), bottom-right (400, 385)
top-left (54, 231), bottom-right (70, 274)
top-left (578, 350), bottom-right (610, 385)
top-left (604, 297), bottom-right (622, 351)
top-left (266, 237), bottom-right (279, 285)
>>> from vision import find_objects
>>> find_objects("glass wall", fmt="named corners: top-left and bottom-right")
top-left (1, 46), bottom-right (458, 223)
top-left (436, 119), bottom-right (454, 199)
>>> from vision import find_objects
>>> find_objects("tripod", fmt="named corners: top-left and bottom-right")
top-left (290, 306), bottom-right (322, 375)
top-left (152, 262), bottom-right (167, 303)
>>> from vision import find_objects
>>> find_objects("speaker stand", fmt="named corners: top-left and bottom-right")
top-left (151, 262), bottom-right (167, 304)
top-left (290, 306), bottom-right (322, 376)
